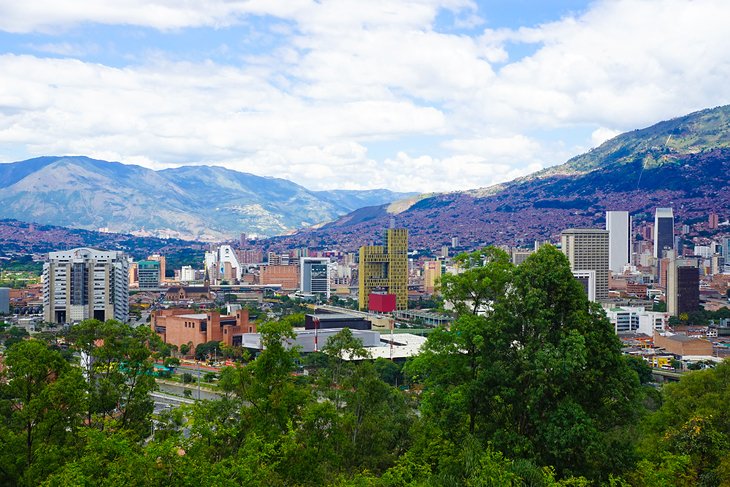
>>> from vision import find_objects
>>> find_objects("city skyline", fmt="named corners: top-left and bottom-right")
top-left (2, 1), bottom-right (730, 193)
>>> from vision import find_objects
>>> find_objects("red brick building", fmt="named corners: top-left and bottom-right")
top-left (151, 308), bottom-right (255, 350)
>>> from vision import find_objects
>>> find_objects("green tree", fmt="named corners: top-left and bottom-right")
top-left (69, 319), bottom-right (158, 438)
top-left (408, 245), bottom-right (642, 480)
top-left (0, 340), bottom-right (85, 485)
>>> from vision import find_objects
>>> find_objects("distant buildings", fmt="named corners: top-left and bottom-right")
top-left (43, 247), bottom-right (129, 324)
top-left (654, 207), bottom-right (675, 258)
top-left (148, 254), bottom-right (167, 282)
top-left (137, 260), bottom-right (160, 290)
top-left (606, 211), bottom-right (631, 274)
top-left (300, 257), bottom-right (331, 298)
top-left (205, 245), bottom-right (242, 283)
top-left (359, 228), bottom-right (408, 310)
top-left (260, 265), bottom-right (299, 290)
top-left (561, 228), bottom-right (609, 301)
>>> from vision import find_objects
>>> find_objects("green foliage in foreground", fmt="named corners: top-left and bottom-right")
top-left (0, 246), bottom-right (729, 486)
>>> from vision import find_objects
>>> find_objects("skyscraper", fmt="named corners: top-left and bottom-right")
top-left (300, 257), bottom-right (331, 298)
top-left (359, 228), bottom-right (408, 310)
top-left (43, 248), bottom-right (129, 324)
top-left (654, 208), bottom-right (675, 258)
top-left (561, 228), bottom-right (609, 301)
top-left (667, 256), bottom-right (700, 316)
top-left (606, 211), bottom-right (631, 274)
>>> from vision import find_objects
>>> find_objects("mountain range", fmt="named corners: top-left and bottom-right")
top-left (0, 157), bottom-right (415, 240)
top-left (273, 105), bottom-right (730, 251)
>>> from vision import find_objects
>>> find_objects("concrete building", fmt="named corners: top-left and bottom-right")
top-left (572, 270), bottom-right (597, 302)
top-left (604, 306), bottom-right (668, 335)
top-left (137, 260), bottom-right (161, 290)
top-left (43, 248), bottom-right (129, 324)
top-left (205, 245), bottom-right (243, 283)
top-left (358, 228), bottom-right (408, 310)
top-left (606, 211), bottom-right (631, 274)
top-left (148, 254), bottom-right (167, 282)
top-left (561, 228), bottom-right (609, 301)
top-left (0, 287), bottom-right (9, 314)
top-left (180, 265), bottom-right (196, 282)
top-left (654, 208), bottom-right (675, 258)
top-left (667, 257), bottom-right (700, 316)
top-left (423, 260), bottom-right (441, 294)
top-left (300, 257), bottom-right (331, 298)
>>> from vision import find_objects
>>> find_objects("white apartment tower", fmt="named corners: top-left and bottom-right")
top-left (561, 228), bottom-right (610, 301)
top-left (43, 248), bottom-right (129, 324)
top-left (606, 211), bottom-right (631, 274)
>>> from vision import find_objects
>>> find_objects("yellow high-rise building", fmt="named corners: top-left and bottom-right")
top-left (423, 260), bottom-right (442, 294)
top-left (358, 228), bottom-right (408, 310)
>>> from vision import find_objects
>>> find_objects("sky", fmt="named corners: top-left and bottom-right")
top-left (0, 0), bottom-right (729, 193)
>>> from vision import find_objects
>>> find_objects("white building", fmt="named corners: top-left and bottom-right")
top-left (604, 306), bottom-right (668, 335)
top-left (561, 228), bottom-right (609, 301)
top-left (180, 265), bottom-right (196, 282)
top-left (43, 248), bottom-right (129, 324)
top-left (205, 245), bottom-right (243, 283)
top-left (606, 211), bottom-right (631, 274)
top-left (300, 257), bottom-right (331, 298)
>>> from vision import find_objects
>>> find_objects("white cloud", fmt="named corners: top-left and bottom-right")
top-left (1, 0), bottom-right (730, 193)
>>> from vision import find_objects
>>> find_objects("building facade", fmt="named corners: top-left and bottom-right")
top-left (667, 258), bottom-right (700, 316)
top-left (606, 210), bottom-right (631, 274)
top-left (654, 207), bottom-right (675, 258)
top-left (137, 260), bottom-right (161, 290)
top-left (358, 228), bottom-right (408, 310)
top-left (43, 248), bottom-right (129, 324)
top-left (561, 228), bottom-right (609, 301)
top-left (300, 257), bottom-right (331, 298)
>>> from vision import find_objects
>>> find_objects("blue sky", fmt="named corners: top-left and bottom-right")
top-left (0, 0), bottom-right (728, 192)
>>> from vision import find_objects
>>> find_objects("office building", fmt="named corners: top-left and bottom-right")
top-left (359, 228), bottom-right (408, 310)
top-left (300, 257), bottom-right (331, 298)
top-left (572, 270), bottom-right (597, 302)
top-left (654, 208), bottom-right (675, 258)
top-left (0, 287), bottom-right (9, 314)
top-left (606, 211), bottom-right (631, 274)
top-left (205, 245), bottom-right (243, 283)
top-left (148, 254), bottom-right (167, 282)
top-left (260, 265), bottom-right (299, 290)
top-left (137, 260), bottom-right (161, 290)
top-left (667, 257), bottom-right (700, 316)
top-left (43, 248), bottom-right (129, 324)
top-left (561, 228), bottom-right (609, 301)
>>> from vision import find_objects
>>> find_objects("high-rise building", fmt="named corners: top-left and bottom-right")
top-left (148, 254), bottom-right (167, 282)
top-left (358, 228), bottom-right (408, 310)
top-left (667, 257), bottom-right (700, 316)
top-left (138, 260), bottom-right (161, 290)
top-left (180, 265), bottom-right (196, 282)
top-left (723, 237), bottom-right (730, 258)
top-left (300, 257), bottom-right (331, 298)
top-left (423, 260), bottom-right (442, 294)
top-left (654, 208), bottom-right (675, 258)
top-left (709, 212), bottom-right (719, 229)
top-left (0, 287), bottom-right (9, 314)
top-left (43, 248), bottom-right (129, 324)
top-left (561, 228), bottom-right (609, 301)
top-left (606, 211), bottom-right (631, 274)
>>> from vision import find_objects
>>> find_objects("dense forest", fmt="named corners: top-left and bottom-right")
top-left (1, 246), bottom-right (729, 486)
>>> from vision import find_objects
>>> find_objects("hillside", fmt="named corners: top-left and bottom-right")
top-left (273, 105), bottom-right (730, 251)
top-left (0, 157), bottom-right (414, 240)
